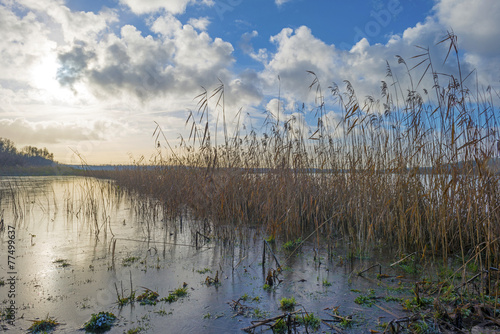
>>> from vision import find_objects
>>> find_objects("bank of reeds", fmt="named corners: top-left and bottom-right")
top-left (99, 34), bottom-right (499, 267)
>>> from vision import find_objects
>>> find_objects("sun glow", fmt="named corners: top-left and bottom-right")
top-left (30, 55), bottom-right (73, 101)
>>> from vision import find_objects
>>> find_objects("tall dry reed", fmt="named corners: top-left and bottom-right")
top-left (99, 33), bottom-right (499, 268)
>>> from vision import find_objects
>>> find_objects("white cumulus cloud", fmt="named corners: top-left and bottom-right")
top-left (256, 0), bottom-right (500, 110)
top-left (119, 0), bottom-right (214, 15)
top-left (275, 0), bottom-right (292, 6)
top-left (188, 17), bottom-right (211, 31)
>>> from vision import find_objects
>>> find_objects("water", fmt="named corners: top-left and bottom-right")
top-left (0, 176), bottom-right (410, 333)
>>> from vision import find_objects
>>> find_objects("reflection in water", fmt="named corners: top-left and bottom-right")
top-left (0, 176), bottom-right (405, 333)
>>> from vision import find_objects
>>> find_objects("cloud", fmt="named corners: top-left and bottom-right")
top-left (434, 0), bottom-right (500, 55)
top-left (1, 0), bottom-right (499, 164)
top-left (239, 30), bottom-right (258, 54)
top-left (119, 0), bottom-right (214, 15)
top-left (149, 13), bottom-right (182, 38)
top-left (0, 3), bottom-right (56, 84)
top-left (275, 0), bottom-right (292, 6)
top-left (16, 0), bottom-right (118, 43)
top-left (0, 118), bottom-right (124, 144)
top-left (0, 0), bottom-right (119, 106)
top-left (256, 26), bottom-right (339, 102)
top-left (188, 17), bottom-right (210, 31)
top-left (256, 4), bottom-right (499, 111)
top-left (56, 16), bottom-right (238, 105)
top-left (57, 42), bottom-right (96, 90)
top-left (225, 70), bottom-right (263, 112)
top-left (266, 98), bottom-right (285, 121)
top-left (432, 0), bottom-right (500, 88)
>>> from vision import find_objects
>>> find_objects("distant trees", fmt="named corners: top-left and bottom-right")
top-left (0, 137), bottom-right (55, 167)
top-left (0, 137), bottom-right (16, 154)
top-left (20, 146), bottom-right (54, 161)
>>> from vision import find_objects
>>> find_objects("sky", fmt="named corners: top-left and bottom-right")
top-left (0, 0), bottom-right (499, 164)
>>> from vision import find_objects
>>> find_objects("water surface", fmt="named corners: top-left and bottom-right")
top-left (0, 176), bottom-right (410, 333)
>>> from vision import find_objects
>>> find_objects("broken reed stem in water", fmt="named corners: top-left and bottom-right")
top-left (262, 239), bottom-right (281, 269)
top-left (358, 263), bottom-right (382, 276)
top-left (390, 252), bottom-right (417, 267)
top-left (242, 310), bottom-right (302, 332)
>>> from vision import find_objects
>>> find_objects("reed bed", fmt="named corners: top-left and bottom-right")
top-left (98, 34), bottom-right (499, 268)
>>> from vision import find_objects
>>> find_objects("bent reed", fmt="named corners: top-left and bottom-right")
top-left (97, 34), bottom-right (499, 268)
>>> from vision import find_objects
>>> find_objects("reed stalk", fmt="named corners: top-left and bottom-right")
top-left (97, 34), bottom-right (499, 265)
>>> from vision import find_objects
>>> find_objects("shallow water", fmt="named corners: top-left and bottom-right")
top-left (0, 176), bottom-right (412, 333)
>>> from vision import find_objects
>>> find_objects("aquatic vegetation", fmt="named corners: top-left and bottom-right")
top-left (83, 312), bottom-right (116, 333)
top-left (265, 235), bottom-right (275, 244)
top-left (272, 318), bottom-right (288, 334)
top-left (353, 289), bottom-right (377, 307)
top-left (410, 319), bottom-right (441, 334)
top-left (172, 286), bottom-right (188, 297)
top-left (195, 267), bottom-right (211, 274)
top-left (205, 271), bottom-right (220, 286)
top-left (163, 294), bottom-right (177, 303)
top-left (252, 307), bottom-right (267, 319)
top-left (203, 312), bottom-right (224, 320)
top-left (162, 286), bottom-right (188, 303)
top-left (402, 296), bottom-right (433, 311)
top-left (28, 315), bottom-right (59, 333)
top-left (466, 261), bottom-right (479, 273)
top-left (398, 263), bottom-right (421, 275)
top-left (384, 295), bottom-right (404, 302)
top-left (115, 283), bottom-right (135, 307)
top-left (322, 279), bottom-right (332, 287)
top-left (339, 316), bottom-right (353, 328)
top-left (297, 312), bottom-right (321, 330)
top-left (354, 294), bottom-right (375, 307)
top-left (154, 308), bottom-right (172, 316)
top-left (265, 268), bottom-right (281, 287)
top-left (279, 297), bottom-right (296, 311)
top-left (117, 293), bottom-right (135, 306)
top-left (136, 288), bottom-right (159, 305)
top-left (53, 259), bottom-right (70, 267)
top-left (114, 274), bottom-right (136, 307)
top-left (282, 238), bottom-right (301, 252)
top-left (126, 326), bottom-right (147, 334)
top-left (122, 256), bottom-right (140, 267)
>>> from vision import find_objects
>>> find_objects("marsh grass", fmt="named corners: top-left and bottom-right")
top-left (98, 34), bottom-right (499, 274)
top-left (162, 286), bottom-right (188, 303)
top-left (282, 238), bottom-right (302, 252)
top-left (272, 318), bottom-right (288, 334)
top-left (297, 312), bottom-right (321, 331)
top-left (136, 288), bottom-right (159, 305)
top-left (279, 297), bottom-right (296, 311)
top-left (28, 315), bottom-right (59, 333)
top-left (83, 312), bottom-right (116, 333)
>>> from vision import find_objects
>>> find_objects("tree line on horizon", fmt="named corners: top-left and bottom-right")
top-left (0, 137), bottom-right (55, 167)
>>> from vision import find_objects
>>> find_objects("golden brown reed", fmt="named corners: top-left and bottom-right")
top-left (97, 33), bottom-right (499, 268)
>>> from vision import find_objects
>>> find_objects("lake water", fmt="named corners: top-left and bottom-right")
top-left (0, 176), bottom-right (410, 333)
